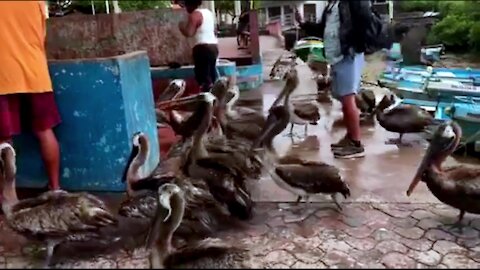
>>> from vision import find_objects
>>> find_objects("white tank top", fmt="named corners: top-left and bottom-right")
top-left (193, 8), bottom-right (218, 45)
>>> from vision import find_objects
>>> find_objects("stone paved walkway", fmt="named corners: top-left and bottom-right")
top-left (1, 202), bottom-right (480, 268)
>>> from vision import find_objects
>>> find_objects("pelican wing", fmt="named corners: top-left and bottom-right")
top-left (9, 192), bottom-right (117, 238)
top-left (165, 237), bottom-right (248, 268)
top-left (118, 191), bottom-right (158, 219)
top-left (275, 163), bottom-right (344, 194)
top-left (443, 166), bottom-right (480, 198)
top-left (293, 104), bottom-right (320, 122)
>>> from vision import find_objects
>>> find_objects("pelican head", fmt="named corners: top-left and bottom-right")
top-left (146, 183), bottom-right (185, 249)
top-left (406, 121), bottom-right (461, 196)
top-left (0, 143), bottom-right (16, 185)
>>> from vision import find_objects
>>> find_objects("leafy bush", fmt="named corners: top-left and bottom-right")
top-left (412, 0), bottom-right (480, 53)
top-left (469, 22), bottom-right (480, 52)
top-left (428, 15), bottom-right (474, 51)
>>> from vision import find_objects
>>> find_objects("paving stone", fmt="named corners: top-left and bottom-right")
top-left (373, 205), bottom-right (412, 219)
top-left (424, 229), bottom-right (456, 242)
top-left (117, 258), bottom-right (149, 269)
top-left (375, 240), bottom-right (408, 255)
top-left (442, 253), bottom-right (479, 268)
top-left (314, 208), bottom-right (340, 219)
top-left (417, 218), bottom-right (443, 230)
top-left (292, 251), bottom-right (324, 264)
top-left (371, 228), bottom-right (399, 241)
top-left (398, 238), bottom-right (433, 252)
top-left (394, 227), bottom-right (425, 240)
top-left (56, 257), bottom-right (117, 269)
top-left (267, 216), bottom-right (285, 228)
top-left (5, 256), bottom-right (36, 269)
top-left (469, 249), bottom-right (480, 263)
top-left (448, 226), bottom-right (479, 239)
top-left (457, 238), bottom-right (480, 249)
top-left (432, 240), bottom-right (467, 255)
top-left (322, 250), bottom-right (359, 268)
top-left (263, 250), bottom-right (297, 267)
top-left (291, 261), bottom-right (327, 268)
top-left (380, 252), bottom-right (417, 268)
top-left (344, 226), bottom-right (376, 239)
top-left (407, 249), bottom-right (442, 266)
top-left (317, 239), bottom-right (351, 253)
top-left (267, 262), bottom-right (290, 269)
top-left (470, 219), bottom-right (480, 231)
top-left (245, 224), bottom-right (270, 237)
top-left (391, 217), bottom-right (418, 229)
top-left (411, 210), bottom-right (437, 221)
top-left (344, 237), bottom-right (376, 251)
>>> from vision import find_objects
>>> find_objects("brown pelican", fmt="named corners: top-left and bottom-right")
top-left (271, 68), bottom-right (321, 139)
top-left (156, 92), bottom-right (254, 220)
top-left (406, 121), bottom-right (480, 230)
top-left (118, 132), bottom-right (235, 239)
top-left (0, 143), bottom-right (118, 268)
top-left (254, 108), bottom-right (350, 222)
top-left (147, 183), bottom-right (252, 268)
top-left (156, 79), bottom-right (186, 104)
top-left (375, 93), bottom-right (440, 146)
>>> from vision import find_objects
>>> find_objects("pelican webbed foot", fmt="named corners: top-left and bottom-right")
top-left (385, 134), bottom-right (413, 147)
top-left (284, 197), bottom-right (315, 224)
top-left (278, 196), bottom-right (303, 211)
top-left (42, 240), bottom-right (60, 269)
top-left (332, 194), bottom-right (343, 211)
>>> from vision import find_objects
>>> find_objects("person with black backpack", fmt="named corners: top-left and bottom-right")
top-left (295, 0), bottom-right (389, 159)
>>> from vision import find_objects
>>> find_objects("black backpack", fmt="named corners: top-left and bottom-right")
top-left (364, 8), bottom-right (393, 55)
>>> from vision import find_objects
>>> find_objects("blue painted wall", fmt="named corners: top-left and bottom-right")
top-left (13, 51), bottom-right (159, 192)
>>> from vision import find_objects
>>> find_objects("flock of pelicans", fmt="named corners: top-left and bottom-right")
top-left (0, 56), bottom-right (479, 268)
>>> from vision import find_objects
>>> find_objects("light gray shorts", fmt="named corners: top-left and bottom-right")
top-left (331, 53), bottom-right (365, 100)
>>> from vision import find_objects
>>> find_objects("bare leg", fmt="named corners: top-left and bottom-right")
top-left (304, 124), bottom-right (308, 137)
top-left (448, 210), bottom-right (465, 233)
top-left (341, 95), bottom-right (361, 142)
top-left (34, 129), bottom-right (60, 190)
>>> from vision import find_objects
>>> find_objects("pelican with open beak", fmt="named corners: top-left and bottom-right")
top-left (406, 121), bottom-right (480, 229)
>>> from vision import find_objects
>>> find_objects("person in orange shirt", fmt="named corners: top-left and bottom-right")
top-left (0, 1), bottom-right (61, 190)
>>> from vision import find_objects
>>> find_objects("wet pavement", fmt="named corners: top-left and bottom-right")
top-left (1, 36), bottom-right (479, 268)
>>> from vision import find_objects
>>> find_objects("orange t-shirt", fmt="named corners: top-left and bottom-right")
top-left (0, 1), bottom-right (53, 95)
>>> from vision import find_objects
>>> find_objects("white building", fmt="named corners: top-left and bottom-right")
top-left (257, 1), bottom-right (327, 29)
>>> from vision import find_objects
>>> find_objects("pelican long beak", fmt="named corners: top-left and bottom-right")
top-left (252, 113), bottom-right (278, 149)
top-left (156, 94), bottom-right (201, 111)
top-left (406, 121), bottom-right (457, 196)
top-left (406, 142), bottom-right (434, 196)
top-left (145, 189), bottom-right (174, 249)
top-left (159, 192), bottom-right (172, 222)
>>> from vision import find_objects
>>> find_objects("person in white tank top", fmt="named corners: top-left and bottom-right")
top-left (178, 0), bottom-right (219, 92)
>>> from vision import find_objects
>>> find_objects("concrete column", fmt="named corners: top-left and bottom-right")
top-left (105, 0), bottom-right (110, 14)
top-left (234, 0), bottom-right (242, 17)
top-left (202, 1), bottom-right (215, 14)
top-left (296, 3), bottom-right (304, 19)
top-left (280, 5), bottom-right (284, 26)
top-left (112, 0), bottom-right (122, 13)
top-left (388, 0), bottom-right (394, 22)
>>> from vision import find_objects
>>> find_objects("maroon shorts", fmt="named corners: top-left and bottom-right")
top-left (0, 92), bottom-right (61, 140)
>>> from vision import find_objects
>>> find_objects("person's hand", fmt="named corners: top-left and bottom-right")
top-left (294, 8), bottom-right (303, 24)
